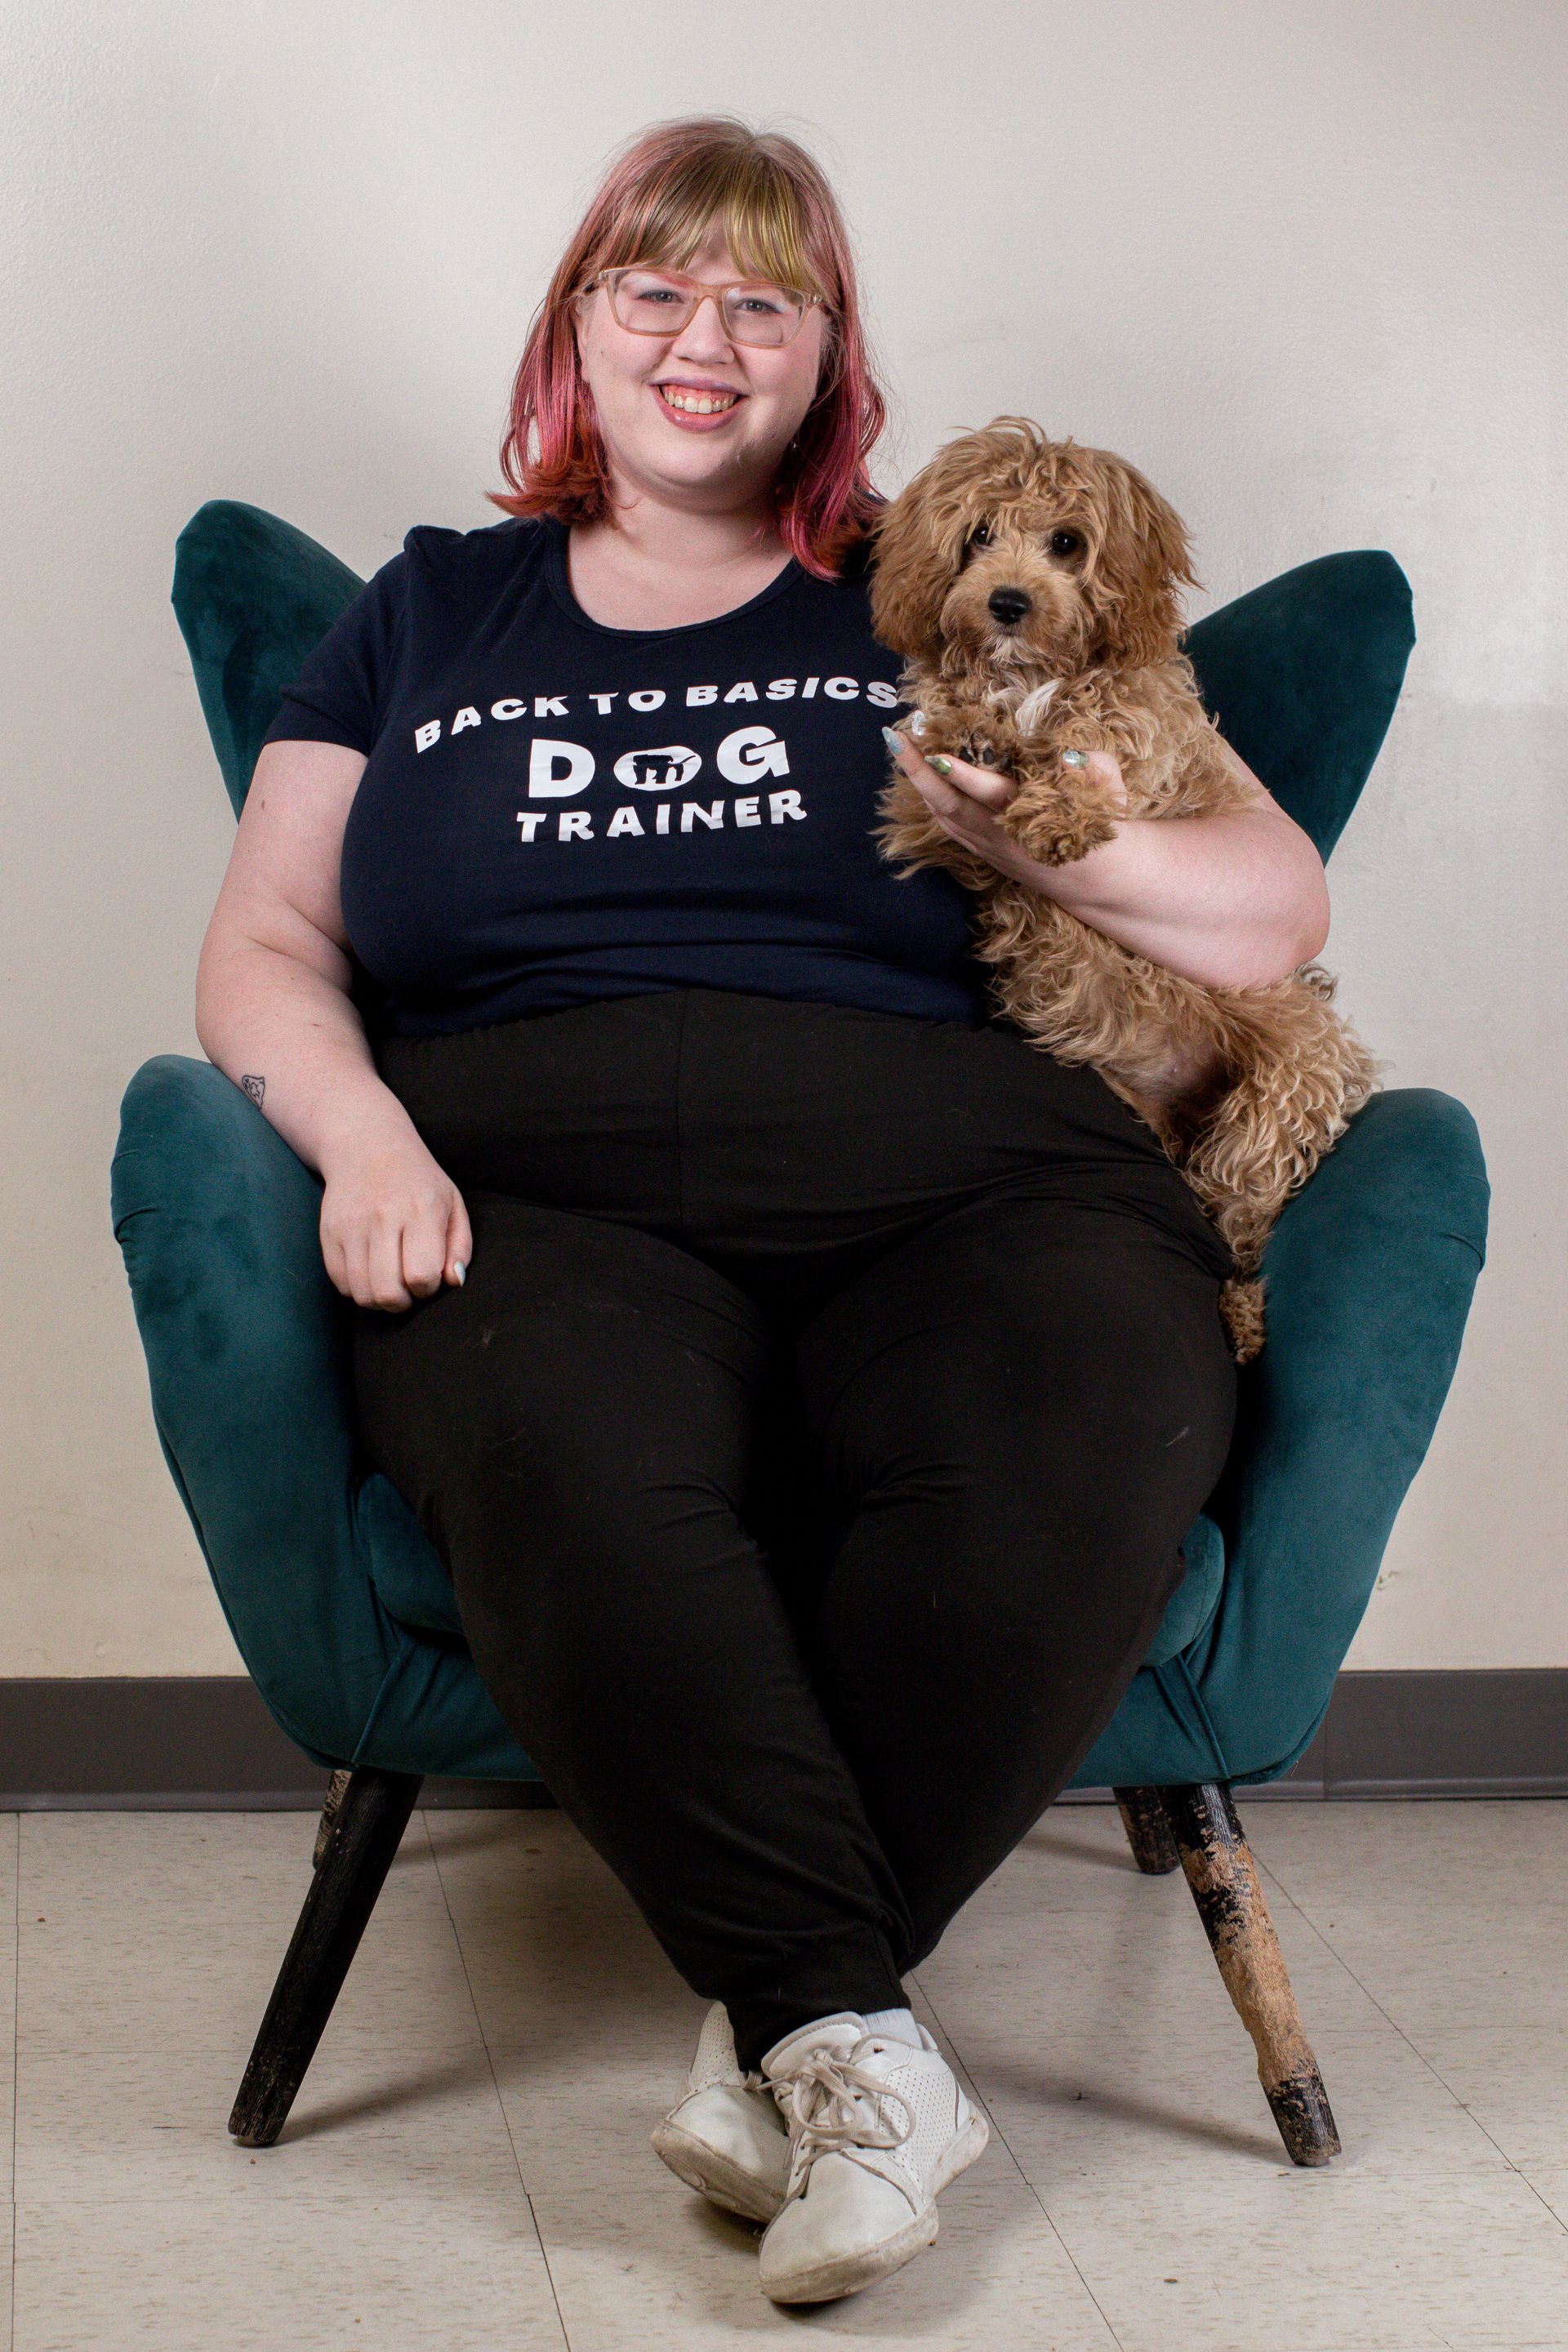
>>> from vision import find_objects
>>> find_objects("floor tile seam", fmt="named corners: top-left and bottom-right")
top-left (9, 2146), bottom-right (546, 2190)
top-left (1039, 2182), bottom-right (1568, 2233)
top-left (8, 2198), bottom-right (566, 2252)
top-left (1518, 2168), bottom-right (1568, 2230)
top-left (10, 2038), bottom-right (488, 2066)
top-left (1500, 2162), bottom-right (1568, 2240)
top-left (421, 1813), bottom-right (573, 2351)
top-left (906, 1964), bottom-right (1129, 2351)
top-left (995, 2144), bottom-right (1530, 2184)
top-left (1250, 1846), bottom-right (1534, 2179)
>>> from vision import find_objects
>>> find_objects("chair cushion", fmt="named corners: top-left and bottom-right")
top-left (354, 1469), bottom-right (466, 1639)
top-left (1143, 1512), bottom-right (1226, 1667)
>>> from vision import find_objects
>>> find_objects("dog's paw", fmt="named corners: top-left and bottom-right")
top-left (1007, 795), bottom-right (1121, 867)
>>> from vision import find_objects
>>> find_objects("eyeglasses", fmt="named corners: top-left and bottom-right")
top-left (580, 265), bottom-right (826, 349)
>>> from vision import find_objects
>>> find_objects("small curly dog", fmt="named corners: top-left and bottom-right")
top-left (871, 416), bottom-right (1377, 1361)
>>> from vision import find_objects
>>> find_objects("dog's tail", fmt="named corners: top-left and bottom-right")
top-left (1218, 1276), bottom-right (1267, 1365)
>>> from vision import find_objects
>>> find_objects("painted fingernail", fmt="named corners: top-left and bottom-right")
top-left (451, 1261), bottom-right (466, 1285)
top-left (881, 725), bottom-right (903, 753)
top-left (1061, 749), bottom-right (1087, 768)
top-left (928, 755), bottom-right (953, 777)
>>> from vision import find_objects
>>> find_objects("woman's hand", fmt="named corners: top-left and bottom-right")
top-left (195, 741), bottom-right (476, 1314)
top-left (888, 734), bottom-right (1129, 888)
top-left (318, 1112), bottom-right (474, 1312)
top-left (886, 730), bottom-right (1327, 991)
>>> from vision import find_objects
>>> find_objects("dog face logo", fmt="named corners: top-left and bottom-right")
top-left (613, 745), bottom-right (702, 792)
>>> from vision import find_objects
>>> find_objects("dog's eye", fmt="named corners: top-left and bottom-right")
top-left (969, 521), bottom-right (994, 549)
top-left (1049, 530), bottom-right (1082, 559)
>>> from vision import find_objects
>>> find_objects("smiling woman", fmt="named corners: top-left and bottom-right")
top-left (490, 116), bottom-right (884, 584)
top-left (194, 111), bottom-right (1324, 2314)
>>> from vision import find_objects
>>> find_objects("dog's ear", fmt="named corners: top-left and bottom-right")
top-left (870, 441), bottom-right (988, 659)
top-left (1085, 454), bottom-right (1200, 670)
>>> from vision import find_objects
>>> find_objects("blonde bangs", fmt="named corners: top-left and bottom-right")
top-left (599, 145), bottom-right (828, 301)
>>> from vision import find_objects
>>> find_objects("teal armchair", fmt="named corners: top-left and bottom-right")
top-left (112, 503), bottom-right (1487, 2168)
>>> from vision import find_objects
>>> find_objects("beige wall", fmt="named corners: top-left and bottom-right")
top-left (1, 1), bottom-right (1561, 1675)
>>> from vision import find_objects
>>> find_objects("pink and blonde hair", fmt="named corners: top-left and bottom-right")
top-left (490, 118), bottom-right (887, 579)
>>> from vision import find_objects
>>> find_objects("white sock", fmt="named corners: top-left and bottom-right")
top-left (862, 2005), bottom-right (923, 2048)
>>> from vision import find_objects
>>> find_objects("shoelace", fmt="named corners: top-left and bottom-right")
top-left (776, 2045), bottom-right (915, 2194)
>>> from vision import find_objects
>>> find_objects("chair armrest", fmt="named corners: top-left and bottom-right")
top-left (110, 1055), bottom-right (399, 1763)
top-left (1195, 1086), bottom-right (1490, 1779)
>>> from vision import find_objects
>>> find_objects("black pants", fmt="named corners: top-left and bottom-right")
top-left (353, 990), bottom-right (1236, 2068)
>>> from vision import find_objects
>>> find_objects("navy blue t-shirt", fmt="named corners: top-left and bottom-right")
top-left (261, 516), bottom-right (986, 1037)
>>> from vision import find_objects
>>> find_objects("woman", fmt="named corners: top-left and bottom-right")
top-left (195, 117), bottom-right (1327, 2307)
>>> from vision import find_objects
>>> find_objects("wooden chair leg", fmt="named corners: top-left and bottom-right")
top-left (229, 1765), bottom-right (424, 2149)
top-left (1162, 1780), bottom-right (1341, 2166)
top-left (313, 1766), bottom-right (354, 1867)
top-left (1113, 1785), bottom-right (1181, 1874)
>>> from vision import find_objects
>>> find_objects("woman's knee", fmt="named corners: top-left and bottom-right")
top-left (801, 1219), bottom-right (1236, 1661)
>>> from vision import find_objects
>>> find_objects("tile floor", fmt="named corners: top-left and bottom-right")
top-left (2, 1797), bottom-right (1566, 2350)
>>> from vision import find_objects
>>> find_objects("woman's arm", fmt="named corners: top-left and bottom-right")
top-left (887, 737), bottom-right (1330, 991)
top-left (195, 737), bottom-right (472, 1309)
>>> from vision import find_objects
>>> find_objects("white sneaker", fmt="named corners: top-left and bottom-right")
top-left (651, 2002), bottom-right (791, 2225)
top-left (756, 2013), bottom-right (990, 2305)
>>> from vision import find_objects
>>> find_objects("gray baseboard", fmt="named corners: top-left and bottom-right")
top-left (1259, 1667), bottom-right (1568, 1800)
top-left (1, 1670), bottom-right (1564, 1811)
top-left (0, 1678), bottom-right (553, 1811)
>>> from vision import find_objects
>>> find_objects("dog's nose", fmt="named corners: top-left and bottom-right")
top-left (987, 586), bottom-right (1031, 627)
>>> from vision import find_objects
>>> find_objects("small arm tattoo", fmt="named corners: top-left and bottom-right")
top-left (239, 1074), bottom-right (266, 1108)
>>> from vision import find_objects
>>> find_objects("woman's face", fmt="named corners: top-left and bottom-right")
top-left (573, 227), bottom-right (829, 519)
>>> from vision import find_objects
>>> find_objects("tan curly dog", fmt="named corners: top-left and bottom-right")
top-left (871, 417), bottom-right (1378, 1361)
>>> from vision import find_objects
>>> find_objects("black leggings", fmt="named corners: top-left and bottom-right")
top-left (353, 989), bottom-right (1236, 2068)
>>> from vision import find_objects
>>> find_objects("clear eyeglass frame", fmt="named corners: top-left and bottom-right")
top-left (580, 265), bottom-right (827, 350)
